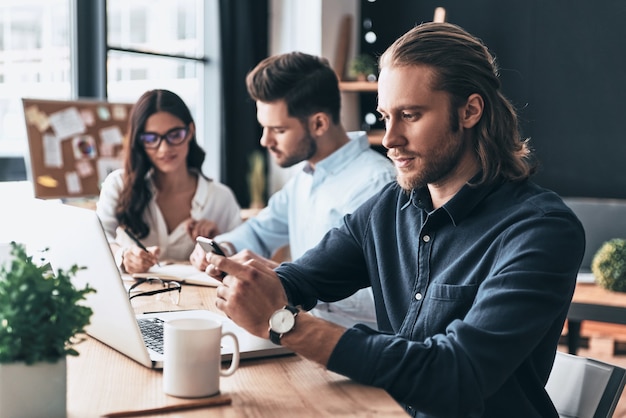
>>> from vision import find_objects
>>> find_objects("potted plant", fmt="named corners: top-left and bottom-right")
top-left (348, 54), bottom-right (378, 81)
top-left (592, 238), bottom-right (626, 292)
top-left (247, 150), bottom-right (266, 209)
top-left (0, 241), bottom-right (95, 418)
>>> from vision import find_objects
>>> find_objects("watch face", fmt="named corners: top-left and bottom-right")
top-left (270, 309), bottom-right (296, 334)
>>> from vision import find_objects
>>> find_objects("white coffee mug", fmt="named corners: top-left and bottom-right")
top-left (163, 317), bottom-right (239, 398)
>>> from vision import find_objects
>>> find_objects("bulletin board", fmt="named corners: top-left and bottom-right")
top-left (22, 98), bottom-right (134, 199)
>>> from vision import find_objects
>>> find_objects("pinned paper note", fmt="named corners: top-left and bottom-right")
top-left (111, 105), bottom-right (127, 121)
top-left (24, 105), bottom-right (50, 132)
top-left (75, 160), bottom-right (94, 178)
top-left (97, 106), bottom-right (111, 121)
top-left (65, 171), bottom-right (82, 194)
top-left (99, 125), bottom-right (124, 146)
top-left (49, 107), bottom-right (86, 140)
top-left (43, 133), bottom-right (63, 168)
top-left (80, 108), bottom-right (96, 126)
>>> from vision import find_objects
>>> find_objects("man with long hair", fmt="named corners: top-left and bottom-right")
top-left (206, 23), bottom-right (585, 417)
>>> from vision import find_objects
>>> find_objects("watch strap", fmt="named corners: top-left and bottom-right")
top-left (268, 305), bottom-right (299, 345)
top-left (269, 329), bottom-right (282, 345)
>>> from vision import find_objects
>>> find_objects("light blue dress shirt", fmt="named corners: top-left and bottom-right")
top-left (214, 132), bottom-right (395, 328)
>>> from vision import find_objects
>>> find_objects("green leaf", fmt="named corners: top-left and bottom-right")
top-left (0, 241), bottom-right (96, 364)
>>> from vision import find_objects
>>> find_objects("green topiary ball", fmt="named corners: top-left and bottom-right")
top-left (592, 238), bottom-right (626, 292)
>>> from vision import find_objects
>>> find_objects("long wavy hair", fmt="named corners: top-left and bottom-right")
top-left (115, 89), bottom-right (206, 238)
top-left (379, 22), bottom-right (535, 185)
top-left (246, 51), bottom-right (342, 125)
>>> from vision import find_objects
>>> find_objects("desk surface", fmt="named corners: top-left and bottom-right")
top-left (67, 283), bottom-right (406, 417)
top-left (569, 282), bottom-right (626, 328)
top-left (572, 282), bottom-right (626, 307)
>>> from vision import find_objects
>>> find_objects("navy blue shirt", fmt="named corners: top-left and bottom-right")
top-left (276, 179), bottom-right (585, 417)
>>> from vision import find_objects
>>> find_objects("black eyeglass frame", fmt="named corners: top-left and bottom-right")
top-left (138, 126), bottom-right (189, 149)
top-left (128, 278), bottom-right (181, 304)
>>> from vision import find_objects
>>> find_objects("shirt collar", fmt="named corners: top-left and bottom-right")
top-left (191, 171), bottom-right (211, 211)
top-left (403, 172), bottom-right (499, 226)
top-left (302, 131), bottom-right (370, 177)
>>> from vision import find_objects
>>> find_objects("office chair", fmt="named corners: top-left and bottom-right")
top-left (545, 351), bottom-right (626, 418)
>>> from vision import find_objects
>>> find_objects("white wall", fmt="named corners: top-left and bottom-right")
top-left (201, 0), bottom-right (222, 181)
top-left (267, 0), bottom-right (360, 194)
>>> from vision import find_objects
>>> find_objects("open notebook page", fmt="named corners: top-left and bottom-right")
top-left (130, 262), bottom-right (221, 287)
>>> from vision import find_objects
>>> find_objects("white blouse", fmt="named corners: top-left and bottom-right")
top-left (96, 169), bottom-right (242, 262)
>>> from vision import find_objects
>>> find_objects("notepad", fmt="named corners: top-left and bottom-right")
top-left (131, 263), bottom-right (221, 287)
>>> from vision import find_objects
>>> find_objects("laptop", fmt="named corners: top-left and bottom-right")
top-left (19, 199), bottom-right (291, 369)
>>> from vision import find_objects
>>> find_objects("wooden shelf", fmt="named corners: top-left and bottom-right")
top-left (339, 81), bottom-right (378, 92)
top-left (339, 82), bottom-right (381, 146)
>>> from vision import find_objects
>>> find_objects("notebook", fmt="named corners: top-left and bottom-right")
top-left (131, 262), bottom-right (222, 287)
top-left (21, 199), bottom-right (292, 369)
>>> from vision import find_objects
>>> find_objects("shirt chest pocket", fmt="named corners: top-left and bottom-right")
top-left (420, 283), bottom-right (478, 335)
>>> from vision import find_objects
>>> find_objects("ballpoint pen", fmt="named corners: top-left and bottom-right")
top-left (122, 227), bottom-right (161, 267)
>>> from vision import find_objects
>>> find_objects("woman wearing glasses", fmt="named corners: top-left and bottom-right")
top-left (96, 89), bottom-right (241, 274)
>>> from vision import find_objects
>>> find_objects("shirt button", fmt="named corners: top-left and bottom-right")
top-left (422, 235), bottom-right (430, 242)
top-left (415, 292), bottom-right (422, 301)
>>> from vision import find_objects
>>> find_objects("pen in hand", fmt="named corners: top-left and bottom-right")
top-left (122, 227), bottom-right (161, 267)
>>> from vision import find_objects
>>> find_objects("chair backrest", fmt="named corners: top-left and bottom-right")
top-left (546, 351), bottom-right (626, 418)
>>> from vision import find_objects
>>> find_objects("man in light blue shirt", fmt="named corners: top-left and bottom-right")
top-left (190, 52), bottom-right (395, 328)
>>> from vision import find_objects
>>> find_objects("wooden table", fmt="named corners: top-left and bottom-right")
top-left (67, 284), bottom-right (406, 417)
top-left (567, 282), bottom-right (626, 354)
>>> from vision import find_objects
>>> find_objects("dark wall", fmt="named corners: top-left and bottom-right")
top-left (359, 0), bottom-right (626, 199)
top-left (219, 0), bottom-right (268, 208)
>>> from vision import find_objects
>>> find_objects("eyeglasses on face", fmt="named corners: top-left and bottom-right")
top-left (128, 278), bottom-right (181, 305)
top-left (139, 126), bottom-right (188, 149)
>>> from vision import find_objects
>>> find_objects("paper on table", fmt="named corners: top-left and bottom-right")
top-left (132, 263), bottom-right (221, 287)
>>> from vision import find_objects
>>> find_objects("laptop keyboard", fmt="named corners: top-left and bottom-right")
top-left (137, 317), bottom-right (165, 354)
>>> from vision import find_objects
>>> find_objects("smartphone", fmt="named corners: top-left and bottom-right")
top-left (196, 236), bottom-right (226, 256)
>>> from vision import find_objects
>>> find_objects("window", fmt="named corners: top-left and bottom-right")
top-left (0, 0), bottom-right (71, 159)
top-left (106, 0), bottom-right (221, 180)
top-left (0, 0), bottom-right (221, 182)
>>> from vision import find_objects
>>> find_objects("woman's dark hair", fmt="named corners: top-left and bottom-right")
top-left (115, 89), bottom-right (205, 238)
top-left (246, 51), bottom-right (342, 124)
top-left (380, 22), bottom-right (535, 185)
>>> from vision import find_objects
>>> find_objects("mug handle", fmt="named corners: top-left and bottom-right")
top-left (220, 331), bottom-right (239, 376)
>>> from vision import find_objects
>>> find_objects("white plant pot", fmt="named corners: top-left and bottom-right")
top-left (0, 358), bottom-right (66, 418)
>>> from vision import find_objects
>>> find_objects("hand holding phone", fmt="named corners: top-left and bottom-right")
top-left (196, 237), bottom-right (227, 278)
top-left (196, 236), bottom-right (226, 256)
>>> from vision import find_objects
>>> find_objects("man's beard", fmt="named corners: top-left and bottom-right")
top-left (276, 130), bottom-right (317, 168)
top-left (393, 130), bottom-right (465, 192)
